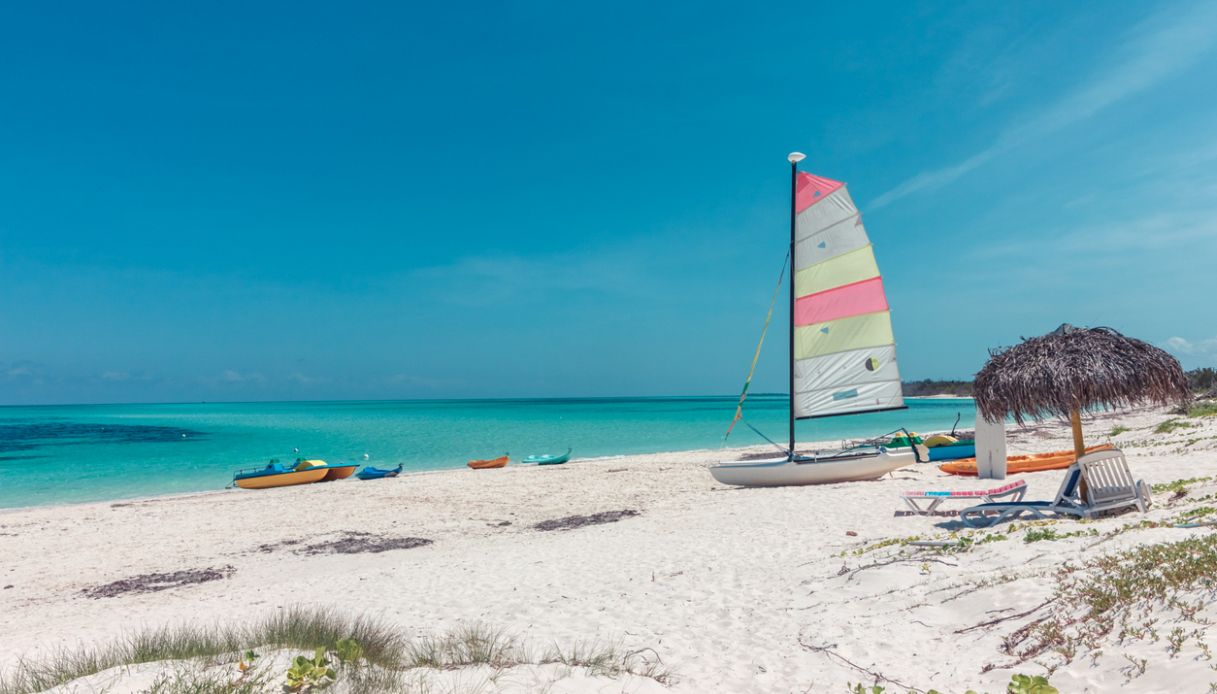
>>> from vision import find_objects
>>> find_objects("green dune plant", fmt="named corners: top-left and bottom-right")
top-left (1188, 401), bottom-right (1217, 418)
top-left (843, 672), bottom-right (1057, 693)
top-left (1006, 534), bottom-right (1217, 668)
top-left (1152, 476), bottom-right (1213, 495)
top-left (1155, 419), bottom-right (1194, 434)
top-left (284, 648), bottom-right (336, 691)
top-left (0, 610), bottom-right (670, 694)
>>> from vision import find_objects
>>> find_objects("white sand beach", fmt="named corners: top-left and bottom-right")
top-left (3, 405), bottom-right (1217, 693)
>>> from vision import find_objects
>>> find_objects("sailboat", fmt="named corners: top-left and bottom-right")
top-left (709, 153), bottom-right (917, 487)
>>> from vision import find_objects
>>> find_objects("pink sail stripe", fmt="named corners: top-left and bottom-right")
top-left (794, 276), bottom-right (888, 326)
top-left (795, 172), bottom-right (844, 214)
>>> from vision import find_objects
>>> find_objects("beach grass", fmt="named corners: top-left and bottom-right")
top-left (1008, 534), bottom-right (1217, 667)
top-left (1154, 418), bottom-right (1194, 434)
top-left (0, 606), bottom-right (402, 694)
top-left (404, 624), bottom-right (671, 684)
top-left (1150, 476), bottom-right (1213, 495)
top-left (0, 609), bottom-right (668, 694)
top-left (1188, 401), bottom-right (1217, 418)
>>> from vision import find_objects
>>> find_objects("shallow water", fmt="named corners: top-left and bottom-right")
top-left (0, 396), bottom-right (975, 509)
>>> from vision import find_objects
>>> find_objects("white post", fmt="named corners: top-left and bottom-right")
top-left (975, 413), bottom-right (1007, 480)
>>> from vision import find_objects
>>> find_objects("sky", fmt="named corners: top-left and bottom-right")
top-left (2, 1), bottom-right (1216, 405)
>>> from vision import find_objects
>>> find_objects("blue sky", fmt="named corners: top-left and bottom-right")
top-left (2, 1), bottom-right (1216, 405)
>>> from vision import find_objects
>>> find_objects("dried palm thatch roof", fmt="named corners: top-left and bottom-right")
top-left (974, 324), bottom-right (1190, 425)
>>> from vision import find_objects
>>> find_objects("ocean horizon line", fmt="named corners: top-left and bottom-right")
top-left (0, 392), bottom-right (974, 410)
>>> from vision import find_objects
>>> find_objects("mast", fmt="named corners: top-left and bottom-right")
top-left (787, 152), bottom-right (805, 458)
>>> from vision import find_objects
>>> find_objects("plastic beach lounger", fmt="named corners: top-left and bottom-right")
top-left (959, 450), bottom-right (1150, 528)
top-left (901, 479), bottom-right (1027, 515)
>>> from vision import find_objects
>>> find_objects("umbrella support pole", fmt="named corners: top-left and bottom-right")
top-left (1070, 410), bottom-right (1086, 459)
top-left (1070, 408), bottom-right (1088, 500)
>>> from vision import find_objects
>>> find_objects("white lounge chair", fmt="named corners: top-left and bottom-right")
top-left (1076, 448), bottom-right (1151, 516)
top-left (901, 479), bottom-right (1027, 515)
top-left (960, 448), bottom-right (1148, 528)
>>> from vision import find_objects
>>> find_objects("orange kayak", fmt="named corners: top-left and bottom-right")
top-left (322, 464), bottom-right (359, 481)
top-left (938, 444), bottom-right (1114, 476)
top-left (468, 455), bottom-right (508, 470)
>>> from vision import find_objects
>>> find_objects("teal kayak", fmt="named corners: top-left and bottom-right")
top-left (524, 448), bottom-right (571, 466)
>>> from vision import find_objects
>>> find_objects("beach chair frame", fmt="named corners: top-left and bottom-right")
top-left (960, 447), bottom-right (1149, 528)
top-left (1075, 448), bottom-right (1150, 517)
top-left (959, 466), bottom-right (1085, 528)
top-left (901, 480), bottom-right (1027, 515)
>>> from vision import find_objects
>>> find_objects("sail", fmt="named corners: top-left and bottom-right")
top-left (791, 172), bottom-right (904, 419)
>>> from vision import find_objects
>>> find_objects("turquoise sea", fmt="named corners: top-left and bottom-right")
top-left (0, 396), bottom-right (975, 509)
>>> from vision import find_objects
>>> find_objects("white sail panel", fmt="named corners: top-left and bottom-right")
top-left (795, 345), bottom-right (899, 390)
top-left (794, 379), bottom-right (904, 419)
top-left (793, 345), bottom-right (902, 419)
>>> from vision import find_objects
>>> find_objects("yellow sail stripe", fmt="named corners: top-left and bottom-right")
top-left (793, 244), bottom-right (879, 298)
top-left (795, 310), bottom-right (894, 360)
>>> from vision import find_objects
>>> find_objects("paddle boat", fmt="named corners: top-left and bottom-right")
top-left (468, 455), bottom-right (509, 470)
top-left (924, 435), bottom-right (977, 462)
top-left (318, 461), bottom-right (359, 481)
top-left (232, 459), bottom-right (329, 490)
top-left (524, 448), bottom-right (571, 466)
top-left (356, 464), bottom-right (403, 480)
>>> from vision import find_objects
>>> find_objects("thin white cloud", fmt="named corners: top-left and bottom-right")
top-left (971, 209), bottom-right (1217, 260)
top-left (407, 241), bottom-right (673, 307)
top-left (220, 369), bottom-right (266, 385)
top-left (386, 373), bottom-right (464, 389)
top-left (873, 2), bottom-right (1217, 208)
top-left (0, 361), bottom-right (44, 382)
top-left (287, 372), bottom-right (327, 386)
top-left (1164, 336), bottom-right (1217, 357)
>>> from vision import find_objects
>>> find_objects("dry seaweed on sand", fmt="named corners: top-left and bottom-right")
top-left (297, 531), bottom-right (433, 555)
top-left (255, 538), bottom-right (302, 553)
top-left (534, 509), bottom-right (640, 531)
top-left (84, 565), bottom-right (235, 598)
top-left (253, 532), bottom-right (433, 556)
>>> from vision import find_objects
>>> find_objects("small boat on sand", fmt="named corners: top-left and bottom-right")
top-left (468, 455), bottom-right (508, 470)
top-left (921, 434), bottom-right (977, 462)
top-left (708, 158), bottom-right (917, 487)
top-left (524, 448), bottom-right (571, 466)
top-left (320, 463), bottom-right (358, 481)
top-left (921, 413), bottom-right (977, 462)
top-left (356, 464), bottom-right (403, 480)
top-left (711, 447), bottom-right (915, 487)
top-left (939, 444), bottom-right (1114, 476)
top-left (233, 459), bottom-right (329, 490)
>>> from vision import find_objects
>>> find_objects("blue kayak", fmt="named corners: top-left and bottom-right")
top-left (356, 464), bottom-right (403, 480)
top-left (927, 441), bottom-right (976, 462)
top-left (523, 448), bottom-right (572, 466)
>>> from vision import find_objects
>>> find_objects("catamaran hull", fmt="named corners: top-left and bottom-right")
top-left (708, 448), bottom-right (916, 487)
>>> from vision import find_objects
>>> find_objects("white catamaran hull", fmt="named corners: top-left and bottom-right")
top-left (708, 448), bottom-right (915, 487)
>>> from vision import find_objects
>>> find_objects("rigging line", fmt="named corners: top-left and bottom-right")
top-left (724, 251), bottom-right (790, 442)
top-left (744, 421), bottom-right (791, 456)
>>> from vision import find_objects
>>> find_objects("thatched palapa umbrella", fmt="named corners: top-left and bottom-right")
top-left (974, 324), bottom-right (1191, 468)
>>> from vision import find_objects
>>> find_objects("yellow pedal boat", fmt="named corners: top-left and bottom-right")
top-left (233, 459), bottom-right (329, 489)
